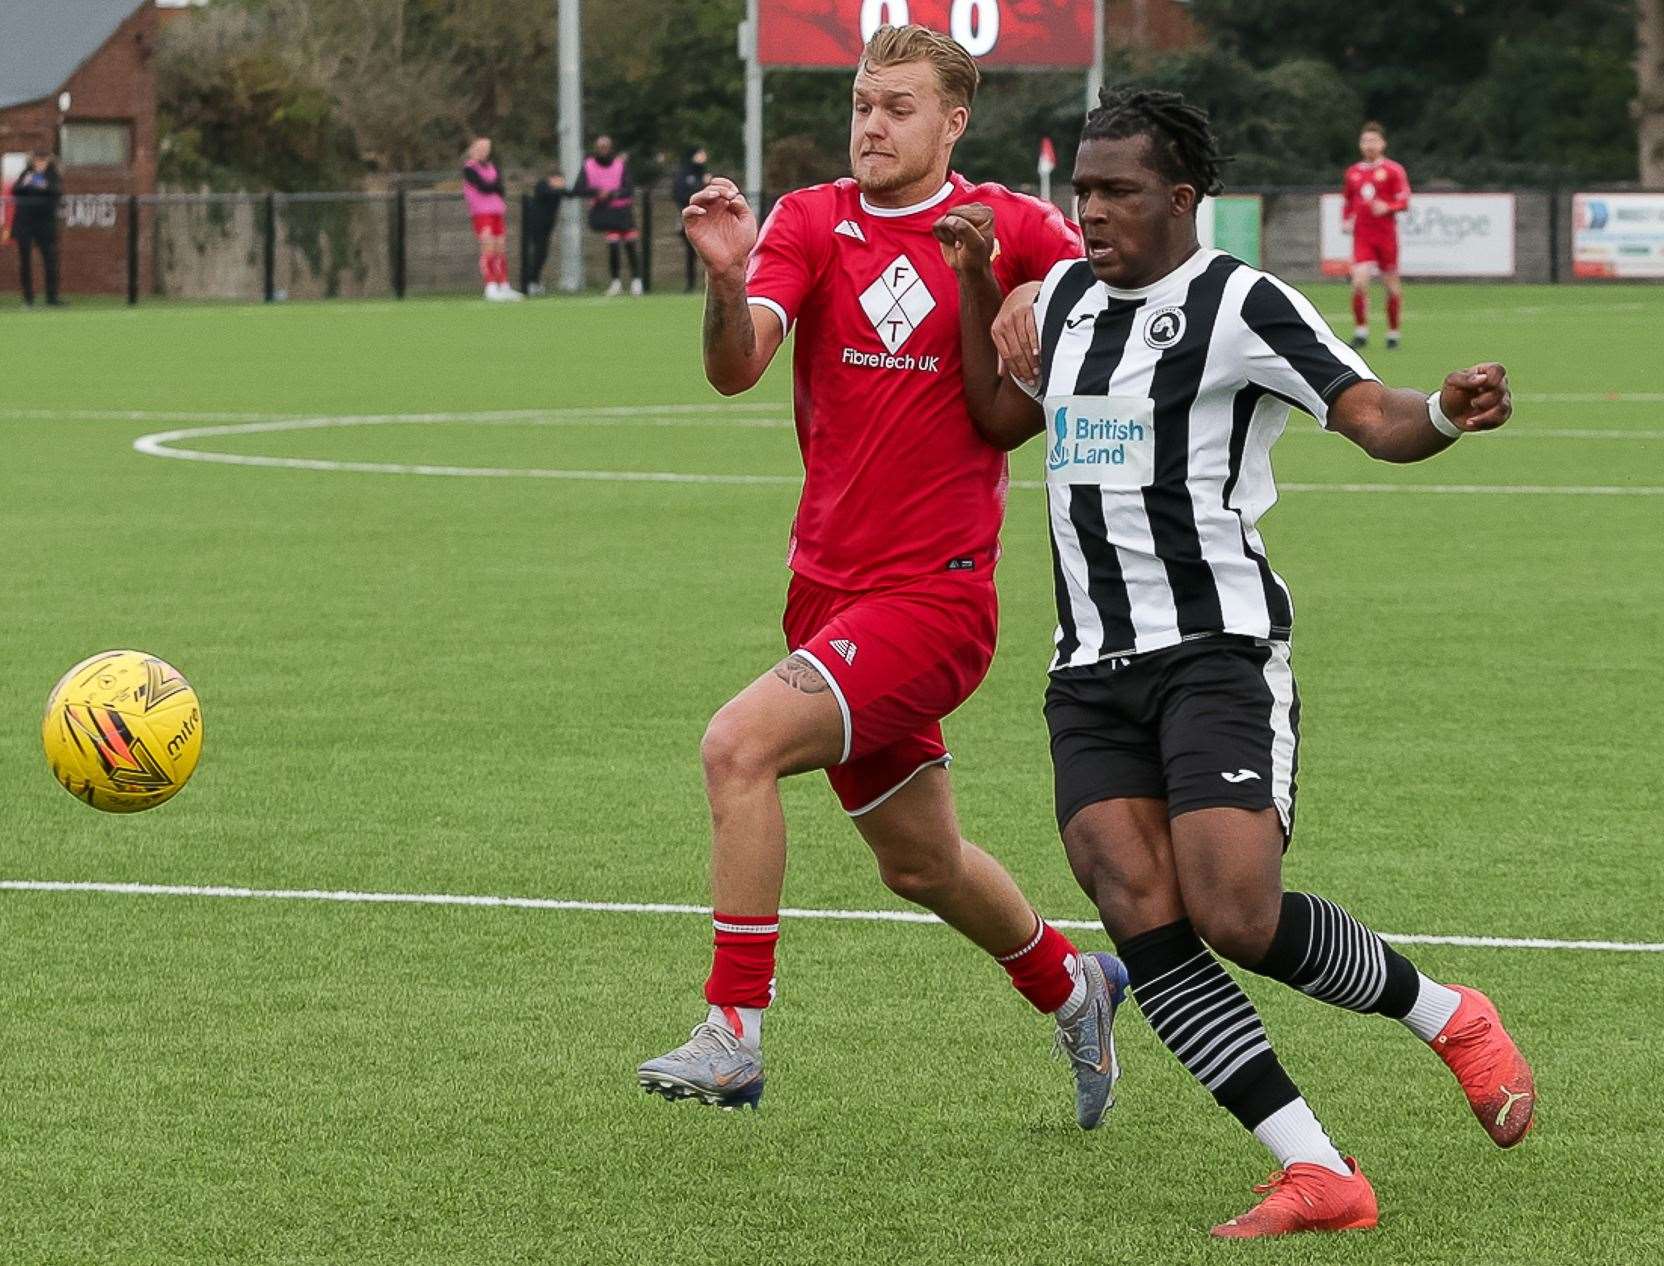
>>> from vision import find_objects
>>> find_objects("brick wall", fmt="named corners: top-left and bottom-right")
top-left (0, 2), bottom-right (157, 296)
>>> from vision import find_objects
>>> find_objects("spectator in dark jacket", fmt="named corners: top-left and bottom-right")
top-left (525, 172), bottom-right (567, 295)
top-left (6, 152), bottom-right (64, 306)
top-left (673, 147), bottom-right (711, 292)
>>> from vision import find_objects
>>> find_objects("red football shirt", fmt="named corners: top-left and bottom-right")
top-left (1342, 159), bottom-right (1410, 237)
top-left (746, 172), bottom-right (1083, 591)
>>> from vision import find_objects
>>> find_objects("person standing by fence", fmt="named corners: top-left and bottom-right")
top-left (463, 138), bottom-right (522, 302)
top-left (4, 152), bottom-right (64, 307)
top-left (673, 146), bottom-right (711, 292)
top-left (524, 171), bottom-right (567, 296)
top-left (574, 136), bottom-right (642, 296)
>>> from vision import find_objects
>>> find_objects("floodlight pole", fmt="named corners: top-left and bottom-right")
top-left (1086, 0), bottom-right (1105, 109)
top-left (742, 0), bottom-right (763, 209)
top-left (557, 0), bottom-right (584, 292)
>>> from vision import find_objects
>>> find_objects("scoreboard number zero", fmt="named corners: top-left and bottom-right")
top-left (860, 0), bottom-right (1002, 57)
top-left (756, 3), bottom-right (1094, 75)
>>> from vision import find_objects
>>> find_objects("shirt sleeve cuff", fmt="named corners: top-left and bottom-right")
top-left (1318, 369), bottom-right (1364, 404)
top-left (747, 296), bottom-right (791, 334)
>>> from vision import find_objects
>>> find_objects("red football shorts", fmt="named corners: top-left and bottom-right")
top-left (1352, 230), bottom-right (1399, 273)
top-left (782, 570), bottom-right (998, 815)
top-left (472, 212), bottom-right (506, 238)
top-left (605, 229), bottom-right (640, 244)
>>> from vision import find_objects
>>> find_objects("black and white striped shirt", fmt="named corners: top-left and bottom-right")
top-left (1026, 249), bottom-right (1375, 671)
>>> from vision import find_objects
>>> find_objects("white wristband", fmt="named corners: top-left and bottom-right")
top-left (1427, 390), bottom-right (1463, 439)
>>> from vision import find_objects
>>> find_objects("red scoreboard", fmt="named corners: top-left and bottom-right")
top-left (757, 0), bottom-right (1096, 69)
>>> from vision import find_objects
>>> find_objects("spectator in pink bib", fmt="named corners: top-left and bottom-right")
top-left (572, 135), bottom-right (642, 296)
top-left (463, 137), bottom-right (521, 301)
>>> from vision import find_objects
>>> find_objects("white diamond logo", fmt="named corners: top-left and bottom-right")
top-left (858, 254), bottom-right (936, 354)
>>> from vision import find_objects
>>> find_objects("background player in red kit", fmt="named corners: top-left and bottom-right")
top-left (635, 24), bottom-right (1129, 1119)
top-left (1342, 122), bottom-right (1410, 348)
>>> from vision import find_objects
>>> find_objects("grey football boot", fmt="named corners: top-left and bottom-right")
top-left (637, 1018), bottom-right (765, 1111)
top-left (1054, 950), bottom-right (1130, 1129)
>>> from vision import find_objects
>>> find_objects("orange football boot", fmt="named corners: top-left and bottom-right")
top-left (1429, 984), bottom-right (1535, 1146)
top-left (1210, 1157), bottom-right (1379, 1240)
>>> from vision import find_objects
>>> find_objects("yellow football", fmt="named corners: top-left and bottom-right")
top-left (42, 650), bottom-right (204, 813)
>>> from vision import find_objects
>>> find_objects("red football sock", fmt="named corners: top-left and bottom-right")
top-left (705, 913), bottom-right (779, 1009)
top-left (495, 255), bottom-right (511, 285)
top-left (479, 253), bottom-right (494, 285)
top-left (1387, 293), bottom-right (1402, 333)
top-left (996, 916), bottom-right (1079, 1013)
top-left (1351, 289), bottom-right (1368, 328)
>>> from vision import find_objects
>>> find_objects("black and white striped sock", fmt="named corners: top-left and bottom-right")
top-left (1121, 919), bottom-right (1346, 1172)
top-left (1255, 892), bottom-right (1461, 1040)
top-left (1122, 920), bottom-right (1290, 1125)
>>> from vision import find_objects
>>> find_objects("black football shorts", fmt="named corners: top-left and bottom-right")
top-left (1045, 635), bottom-right (1301, 840)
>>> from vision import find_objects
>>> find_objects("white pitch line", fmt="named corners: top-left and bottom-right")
top-left (3, 405), bottom-right (1659, 493)
top-left (6, 404), bottom-right (1664, 441)
top-left (120, 413), bottom-right (1664, 495)
top-left (2, 880), bottom-right (1659, 954)
top-left (1514, 391), bottom-right (1664, 403)
top-left (1261, 482), bottom-right (1664, 497)
top-left (4, 404), bottom-right (786, 426)
top-left (128, 438), bottom-right (1664, 495)
top-left (6, 400), bottom-right (1664, 437)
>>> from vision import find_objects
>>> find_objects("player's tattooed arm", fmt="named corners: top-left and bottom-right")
top-left (701, 268), bottom-right (784, 396)
top-left (683, 177), bottom-right (783, 394)
top-left (703, 271), bottom-right (751, 353)
top-left (773, 657), bottom-right (830, 694)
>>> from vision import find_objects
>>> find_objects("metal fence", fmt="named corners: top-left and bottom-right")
top-left (1, 185), bottom-right (1655, 303)
top-left (0, 187), bottom-right (694, 302)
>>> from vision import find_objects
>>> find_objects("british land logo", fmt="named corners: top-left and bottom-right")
top-left (1048, 407), bottom-right (1071, 472)
top-left (1144, 306), bottom-right (1187, 349)
top-left (858, 254), bottom-right (937, 354)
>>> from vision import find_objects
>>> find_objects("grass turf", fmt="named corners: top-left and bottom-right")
top-left (1, 284), bottom-right (1661, 1263)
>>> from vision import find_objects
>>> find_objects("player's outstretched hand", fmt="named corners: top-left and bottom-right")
top-left (1439, 363), bottom-right (1512, 432)
top-left (992, 281), bottom-right (1043, 389)
top-left (682, 177), bottom-right (758, 276)
top-left (932, 202), bottom-right (996, 274)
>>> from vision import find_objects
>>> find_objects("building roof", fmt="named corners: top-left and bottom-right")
top-left (0, 0), bottom-right (146, 111)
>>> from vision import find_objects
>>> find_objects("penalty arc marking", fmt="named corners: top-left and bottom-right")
top-left (0, 880), bottom-right (1660, 954)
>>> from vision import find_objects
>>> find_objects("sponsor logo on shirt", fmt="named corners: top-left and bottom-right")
top-left (858, 253), bottom-right (937, 354)
top-left (1045, 395), bottom-right (1157, 487)
top-left (840, 347), bottom-right (942, 372)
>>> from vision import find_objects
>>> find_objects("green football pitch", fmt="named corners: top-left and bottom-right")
top-left (2, 285), bottom-right (1661, 1264)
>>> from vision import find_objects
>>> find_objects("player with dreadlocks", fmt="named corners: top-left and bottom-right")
top-left (933, 86), bottom-right (1534, 1239)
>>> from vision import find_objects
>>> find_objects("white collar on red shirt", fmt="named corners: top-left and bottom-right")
top-left (859, 180), bottom-right (955, 219)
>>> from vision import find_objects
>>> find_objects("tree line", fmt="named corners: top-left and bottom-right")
top-left (158, 0), bottom-right (1655, 194)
